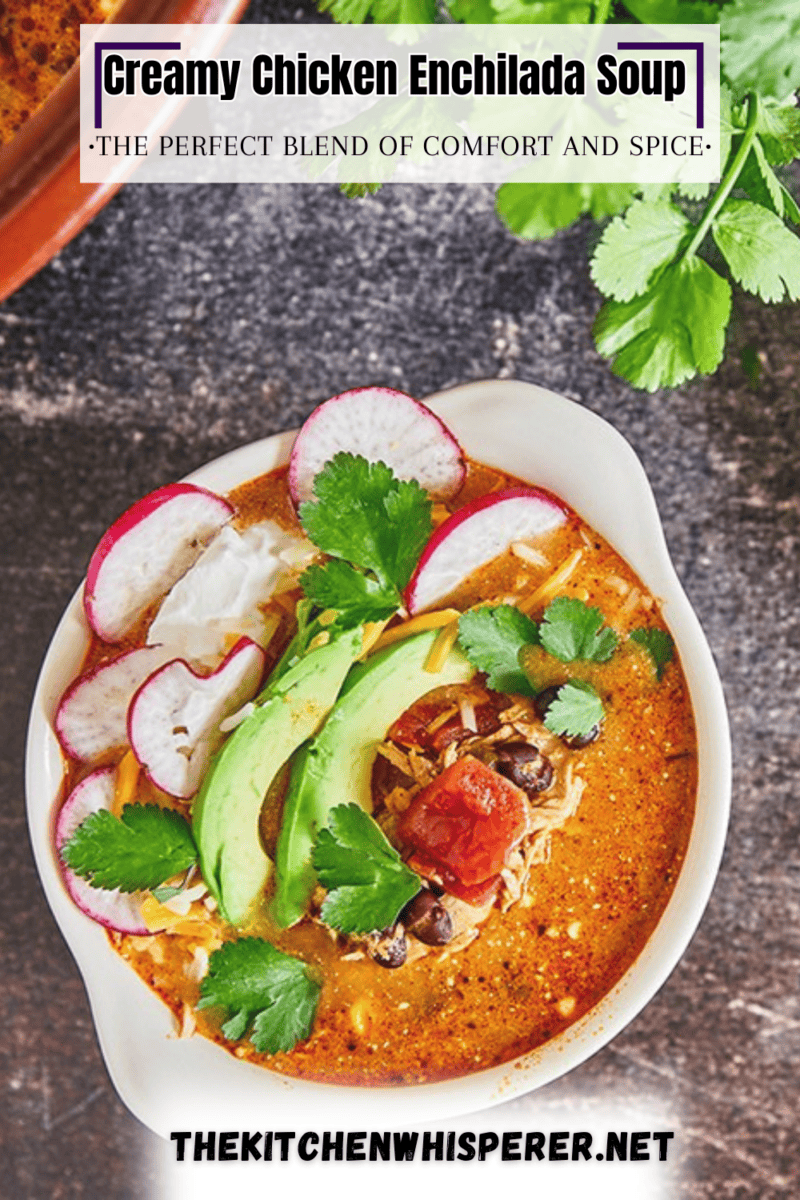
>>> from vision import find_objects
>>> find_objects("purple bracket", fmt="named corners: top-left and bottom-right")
top-left (94, 41), bottom-right (182, 129)
top-left (616, 41), bottom-right (706, 129)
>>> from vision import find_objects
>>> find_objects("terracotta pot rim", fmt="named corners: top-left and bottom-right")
top-left (0, 0), bottom-right (250, 305)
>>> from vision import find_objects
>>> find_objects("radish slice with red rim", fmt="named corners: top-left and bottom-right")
top-left (288, 387), bottom-right (466, 507)
top-left (405, 487), bottom-right (569, 614)
top-left (84, 483), bottom-right (234, 643)
top-left (128, 637), bottom-right (266, 799)
top-left (55, 645), bottom-right (177, 763)
top-left (56, 767), bottom-right (152, 935)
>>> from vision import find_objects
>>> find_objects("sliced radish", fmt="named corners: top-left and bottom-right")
top-left (55, 645), bottom-right (178, 763)
top-left (288, 387), bottom-right (466, 507)
top-left (146, 520), bottom-right (315, 667)
top-left (405, 487), bottom-right (569, 614)
top-left (56, 767), bottom-right (150, 935)
top-left (128, 638), bottom-right (266, 799)
top-left (84, 483), bottom-right (234, 643)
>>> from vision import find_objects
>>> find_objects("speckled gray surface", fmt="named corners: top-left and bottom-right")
top-left (2, 10), bottom-right (799, 1196)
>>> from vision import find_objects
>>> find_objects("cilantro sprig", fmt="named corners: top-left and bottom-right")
top-left (312, 804), bottom-right (421, 934)
top-left (539, 597), bottom-right (619, 663)
top-left (457, 605), bottom-right (539, 695)
top-left (330, 0), bottom-right (800, 394)
top-left (197, 939), bottom-right (320, 1054)
top-left (60, 804), bottom-right (197, 893)
top-left (298, 453), bottom-right (432, 630)
top-left (456, 597), bottom-right (675, 737)
top-left (591, 90), bottom-right (800, 389)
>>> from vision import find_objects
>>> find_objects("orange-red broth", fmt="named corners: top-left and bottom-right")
top-left (64, 461), bottom-right (697, 1085)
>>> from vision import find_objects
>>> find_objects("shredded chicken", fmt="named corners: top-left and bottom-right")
top-left (376, 742), bottom-right (413, 774)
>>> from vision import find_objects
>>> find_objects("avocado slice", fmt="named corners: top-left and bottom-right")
top-left (193, 625), bottom-right (364, 926)
top-left (273, 629), bottom-right (475, 927)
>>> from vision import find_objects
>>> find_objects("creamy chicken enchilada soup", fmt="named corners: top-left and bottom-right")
top-left (53, 388), bottom-right (697, 1086)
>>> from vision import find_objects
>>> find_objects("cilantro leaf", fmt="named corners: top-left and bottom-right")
top-left (313, 804), bottom-right (420, 934)
top-left (299, 453), bottom-right (432, 594)
top-left (60, 804), bottom-right (197, 893)
top-left (593, 256), bottom-right (732, 392)
top-left (447, 0), bottom-right (496, 20)
top-left (583, 185), bottom-right (645, 222)
top-left (630, 627), bottom-right (675, 681)
top-left (780, 184), bottom-right (800, 226)
top-left (591, 200), bottom-right (692, 302)
top-left (457, 605), bottom-right (539, 696)
top-left (319, 0), bottom-right (436, 21)
top-left (755, 99), bottom-right (800, 166)
top-left (496, 183), bottom-right (638, 241)
top-left (676, 182), bottom-right (712, 202)
top-left (340, 182), bottom-right (382, 198)
top-left (317, 0), bottom-right (373, 20)
top-left (197, 939), bottom-right (320, 1054)
top-left (539, 597), bottom-right (619, 663)
top-left (721, 0), bottom-right (800, 101)
top-left (713, 199), bottom-right (800, 302)
top-left (739, 138), bottom-right (791, 220)
top-left (622, 0), bottom-right (720, 21)
top-left (496, 183), bottom-right (584, 240)
top-left (543, 680), bottom-right (604, 739)
top-left (488, 0), bottom-right (592, 20)
top-left (300, 560), bottom-right (400, 629)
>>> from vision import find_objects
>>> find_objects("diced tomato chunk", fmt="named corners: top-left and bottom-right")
top-left (389, 700), bottom-right (441, 749)
top-left (397, 755), bottom-right (528, 888)
top-left (444, 874), bottom-right (501, 905)
top-left (408, 858), bottom-right (501, 906)
top-left (428, 704), bottom-right (501, 753)
top-left (389, 696), bottom-right (501, 752)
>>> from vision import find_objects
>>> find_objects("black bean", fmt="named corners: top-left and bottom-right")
top-left (564, 724), bottom-right (601, 748)
top-left (370, 927), bottom-right (407, 968)
top-left (534, 685), bottom-right (601, 748)
top-left (533, 685), bottom-right (560, 721)
top-left (494, 742), bottom-right (554, 795)
top-left (401, 889), bottom-right (453, 946)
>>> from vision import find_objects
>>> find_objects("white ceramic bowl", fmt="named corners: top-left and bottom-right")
top-left (26, 379), bottom-right (731, 1135)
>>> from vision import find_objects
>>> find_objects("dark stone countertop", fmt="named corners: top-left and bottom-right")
top-left (1, 9), bottom-right (798, 1193)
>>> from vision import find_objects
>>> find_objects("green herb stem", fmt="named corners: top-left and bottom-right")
top-left (684, 92), bottom-right (760, 259)
top-left (593, 0), bottom-right (612, 21)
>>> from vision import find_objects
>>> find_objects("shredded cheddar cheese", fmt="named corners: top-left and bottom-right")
top-left (374, 608), bottom-right (461, 652)
top-left (113, 751), bottom-right (140, 817)
top-left (360, 621), bottom-right (389, 658)
top-left (519, 549), bottom-right (584, 613)
top-left (424, 622), bottom-right (460, 673)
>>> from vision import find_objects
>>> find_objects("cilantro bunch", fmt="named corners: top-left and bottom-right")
top-left (458, 596), bottom-right (674, 737)
top-left (328, 0), bottom-right (800, 393)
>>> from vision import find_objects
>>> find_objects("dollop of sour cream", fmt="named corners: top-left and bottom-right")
top-left (147, 520), bottom-right (316, 666)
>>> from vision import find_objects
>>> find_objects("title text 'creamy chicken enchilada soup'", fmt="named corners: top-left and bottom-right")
top-left (53, 388), bottom-right (697, 1086)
